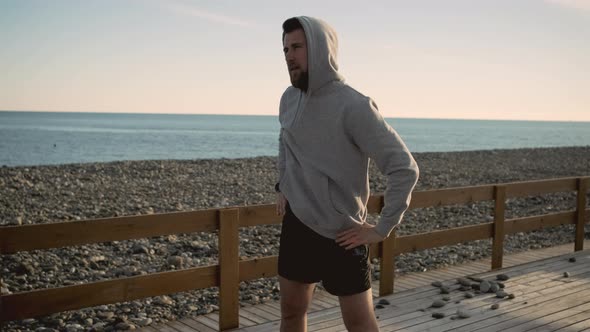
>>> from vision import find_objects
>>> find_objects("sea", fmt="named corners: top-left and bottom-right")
top-left (1, 111), bottom-right (589, 167)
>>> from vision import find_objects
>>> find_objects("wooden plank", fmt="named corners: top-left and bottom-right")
top-left (505, 177), bottom-right (578, 198)
top-left (247, 305), bottom-right (282, 321)
top-left (380, 231), bottom-right (396, 296)
top-left (0, 265), bottom-right (217, 321)
top-left (193, 315), bottom-right (219, 331)
top-left (239, 256), bottom-right (278, 281)
top-left (239, 205), bottom-right (281, 227)
top-left (492, 185), bottom-right (506, 270)
top-left (556, 316), bottom-right (590, 331)
top-left (500, 302), bottom-right (590, 332)
top-left (242, 306), bottom-right (279, 322)
top-left (219, 209), bottom-right (240, 331)
top-left (505, 211), bottom-right (577, 234)
top-left (179, 318), bottom-right (217, 332)
top-left (154, 323), bottom-right (183, 332)
top-left (254, 303), bottom-right (282, 318)
top-left (409, 185), bottom-right (495, 209)
top-left (167, 320), bottom-right (200, 332)
top-left (576, 177), bottom-right (588, 251)
top-left (395, 223), bottom-right (493, 254)
top-left (238, 311), bottom-right (263, 326)
top-left (0, 209), bottom-right (218, 254)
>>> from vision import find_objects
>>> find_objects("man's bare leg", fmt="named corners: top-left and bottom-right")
top-left (339, 288), bottom-right (379, 332)
top-left (279, 276), bottom-right (316, 332)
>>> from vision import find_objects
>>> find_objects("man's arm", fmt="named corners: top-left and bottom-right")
top-left (276, 128), bottom-right (287, 215)
top-left (346, 98), bottom-right (419, 238)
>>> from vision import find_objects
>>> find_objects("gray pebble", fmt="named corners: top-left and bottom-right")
top-left (432, 312), bottom-right (445, 319)
top-left (431, 300), bottom-right (447, 308)
top-left (440, 286), bottom-right (451, 294)
top-left (569, 257), bottom-right (576, 263)
top-left (457, 309), bottom-right (471, 318)
top-left (442, 295), bottom-right (451, 301)
top-left (564, 272), bottom-right (570, 278)
top-left (375, 304), bottom-right (385, 309)
top-left (465, 292), bottom-right (474, 298)
top-left (496, 274), bottom-right (510, 281)
top-left (490, 283), bottom-right (500, 293)
top-left (431, 281), bottom-right (443, 288)
top-left (457, 278), bottom-right (472, 287)
top-left (480, 281), bottom-right (491, 293)
top-left (114, 322), bottom-right (135, 330)
top-left (496, 291), bottom-right (508, 298)
top-left (166, 255), bottom-right (184, 268)
top-left (467, 276), bottom-right (484, 283)
top-left (491, 303), bottom-right (500, 310)
top-left (378, 299), bottom-right (390, 305)
top-left (508, 294), bottom-right (516, 300)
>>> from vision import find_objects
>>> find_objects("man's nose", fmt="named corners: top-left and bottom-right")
top-left (285, 49), bottom-right (294, 61)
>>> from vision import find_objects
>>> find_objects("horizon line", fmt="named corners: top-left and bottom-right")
top-left (1, 109), bottom-right (589, 124)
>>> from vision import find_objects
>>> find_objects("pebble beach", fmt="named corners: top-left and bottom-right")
top-left (2, 146), bottom-right (590, 331)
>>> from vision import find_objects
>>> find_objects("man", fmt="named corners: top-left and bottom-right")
top-left (276, 16), bottom-right (419, 332)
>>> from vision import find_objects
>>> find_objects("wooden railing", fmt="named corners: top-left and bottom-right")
top-left (1, 176), bottom-right (588, 330)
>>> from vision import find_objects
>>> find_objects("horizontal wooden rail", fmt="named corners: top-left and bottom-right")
top-left (394, 223), bottom-right (493, 254)
top-left (409, 185), bottom-right (495, 208)
top-left (504, 211), bottom-right (577, 234)
top-left (0, 210), bottom-right (218, 254)
top-left (0, 265), bottom-right (218, 322)
top-left (239, 205), bottom-right (280, 227)
top-left (506, 177), bottom-right (578, 198)
top-left (240, 257), bottom-right (278, 281)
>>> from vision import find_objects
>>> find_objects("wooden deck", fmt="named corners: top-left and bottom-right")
top-left (144, 240), bottom-right (590, 332)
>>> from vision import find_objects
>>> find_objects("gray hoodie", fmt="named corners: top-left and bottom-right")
top-left (278, 16), bottom-right (419, 239)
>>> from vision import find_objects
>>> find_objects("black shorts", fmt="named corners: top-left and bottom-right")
top-left (278, 205), bottom-right (371, 297)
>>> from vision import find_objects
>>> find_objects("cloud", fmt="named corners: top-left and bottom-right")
top-left (545, 0), bottom-right (590, 12)
top-left (161, 1), bottom-right (256, 27)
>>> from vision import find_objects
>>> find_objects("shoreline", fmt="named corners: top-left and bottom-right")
top-left (2, 146), bottom-right (589, 331)
top-left (3, 145), bottom-right (590, 169)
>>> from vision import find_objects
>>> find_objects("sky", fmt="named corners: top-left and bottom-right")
top-left (1, 0), bottom-right (589, 121)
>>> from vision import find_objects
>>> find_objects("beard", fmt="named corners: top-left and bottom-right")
top-left (291, 70), bottom-right (309, 92)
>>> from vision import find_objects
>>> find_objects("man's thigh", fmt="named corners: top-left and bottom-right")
top-left (279, 276), bottom-right (316, 315)
top-left (338, 288), bottom-right (379, 332)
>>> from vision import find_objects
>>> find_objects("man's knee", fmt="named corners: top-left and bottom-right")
top-left (342, 316), bottom-right (378, 332)
top-left (281, 299), bottom-right (309, 319)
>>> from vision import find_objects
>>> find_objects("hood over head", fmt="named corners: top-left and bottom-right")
top-left (291, 16), bottom-right (344, 94)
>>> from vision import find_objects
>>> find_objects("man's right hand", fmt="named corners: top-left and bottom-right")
top-left (276, 192), bottom-right (287, 216)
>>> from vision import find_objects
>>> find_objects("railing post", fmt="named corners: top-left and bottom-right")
top-left (219, 208), bottom-right (240, 330)
top-left (379, 231), bottom-right (396, 296)
top-left (575, 177), bottom-right (588, 251)
top-left (492, 185), bottom-right (506, 270)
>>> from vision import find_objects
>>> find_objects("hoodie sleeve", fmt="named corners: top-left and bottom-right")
top-left (278, 128), bottom-right (286, 185)
top-left (345, 97), bottom-right (419, 238)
